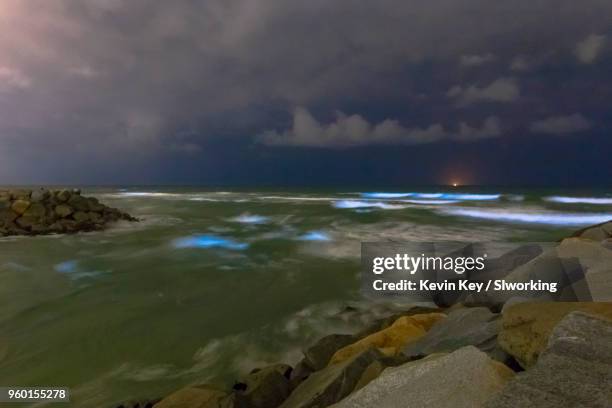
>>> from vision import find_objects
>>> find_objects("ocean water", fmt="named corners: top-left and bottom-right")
top-left (1, 187), bottom-right (611, 407)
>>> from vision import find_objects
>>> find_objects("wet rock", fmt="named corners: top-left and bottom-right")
top-left (9, 189), bottom-right (31, 199)
top-left (498, 302), bottom-right (612, 368)
top-left (303, 334), bottom-right (355, 370)
top-left (0, 208), bottom-right (18, 224)
top-left (72, 211), bottom-right (91, 223)
top-left (23, 202), bottom-right (46, 219)
top-left (115, 399), bottom-right (161, 408)
top-left (333, 346), bottom-right (514, 408)
top-left (354, 305), bottom-right (442, 338)
top-left (68, 195), bottom-right (90, 211)
top-left (233, 364), bottom-right (292, 408)
top-left (279, 348), bottom-right (384, 408)
top-left (55, 204), bottom-right (74, 218)
top-left (11, 199), bottom-right (31, 215)
top-left (0, 188), bottom-right (136, 236)
top-left (30, 188), bottom-right (50, 202)
top-left (16, 215), bottom-right (39, 230)
top-left (154, 385), bottom-right (241, 408)
top-left (352, 360), bottom-right (384, 392)
top-left (55, 189), bottom-right (71, 202)
top-left (329, 313), bottom-right (446, 365)
top-left (404, 307), bottom-right (503, 360)
top-left (486, 312), bottom-right (612, 408)
top-left (571, 221), bottom-right (612, 241)
top-left (288, 360), bottom-right (313, 390)
top-left (556, 237), bottom-right (612, 301)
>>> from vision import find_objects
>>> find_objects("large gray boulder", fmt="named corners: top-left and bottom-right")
top-left (571, 221), bottom-right (612, 241)
top-left (404, 307), bottom-right (503, 360)
top-left (486, 312), bottom-right (612, 408)
top-left (279, 348), bottom-right (383, 408)
top-left (555, 238), bottom-right (612, 301)
top-left (332, 346), bottom-right (514, 408)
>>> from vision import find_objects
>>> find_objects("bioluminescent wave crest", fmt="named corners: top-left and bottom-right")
top-left (230, 214), bottom-right (270, 224)
top-left (297, 231), bottom-right (331, 241)
top-left (361, 192), bottom-right (415, 198)
top-left (54, 260), bottom-right (78, 273)
top-left (332, 200), bottom-right (407, 209)
top-left (172, 235), bottom-right (249, 250)
top-left (439, 208), bottom-right (612, 226)
top-left (361, 192), bottom-right (500, 201)
top-left (400, 199), bottom-right (460, 205)
top-left (439, 193), bottom-right (501, 201)
top-left (544, 196), bottom-right (612, 205)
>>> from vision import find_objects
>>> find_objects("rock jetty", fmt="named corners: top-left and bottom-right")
top-left (0, 188), bottom-right (136, 236)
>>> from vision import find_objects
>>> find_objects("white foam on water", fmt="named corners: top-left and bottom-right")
top-left (361, 192), bottom-right (415, 198)
top-left (544, 196), bottom-right (612, 205)
top-left (114, 192), bottom-right (180, 197)
top-left (257, 195), bottom-right (342, 202)
top-left (229, 213), bottom-right (270, 224)
top-left (439, 207), bottom-right (612, 226)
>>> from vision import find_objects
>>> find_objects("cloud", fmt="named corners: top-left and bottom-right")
top-left (259, 107), bottom-right (501, 147)
top-left (529, 113), bottom-right (592, 135)
top-left (460, 54), bottom-right (495, 67)
top-left (0, 0), bottom-right (610, 182)
top-left (0, 66), bottom-right (31, 91)
top-left (69, 65), bottom-right (101, 79)
top-left (447, 78), bottom-right (520, 106)
top-left (456, 117), bottom-right (501, 141)
top-left (510, 56), bottom-right (530, 72)
top-left (575, 34), bottom-right (606, 64)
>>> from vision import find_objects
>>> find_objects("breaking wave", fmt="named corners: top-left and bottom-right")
top-left (439, 207), bottom-right (612, 226)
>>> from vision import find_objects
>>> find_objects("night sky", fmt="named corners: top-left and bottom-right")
top-left (0, 1), bottom-right (611, 186)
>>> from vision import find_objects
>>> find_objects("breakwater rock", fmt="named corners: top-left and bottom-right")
top-left (0, 188), bottom-right (136, 236)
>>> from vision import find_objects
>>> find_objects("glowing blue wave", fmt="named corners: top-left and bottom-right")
top-left (361, 192), bottom-right (500, 201)
top-left (297, 231), bottom-right (331, 241)
top-left (440, 208), bottom-right (612, 226)
top-left (544, 196), bottom-right (612, 205)
top-left (54, 260), bottom-right (78, 273)
top-left (173, 235), bottom-right (249, 250)
top-left (361, 193), bottom-right (414, 198)
top-left (333, 200), bottom-right (407, 209)
top-left (401, 199), bottom-right (460, 205)
top-left (439, 193), bottom-right (500, 201)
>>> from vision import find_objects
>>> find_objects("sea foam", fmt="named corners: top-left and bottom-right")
top-left (544, 196), bottom-right (612, 205)
top-left (440, 208), bottom-right (612, 226)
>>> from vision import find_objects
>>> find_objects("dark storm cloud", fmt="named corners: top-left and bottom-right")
top-left (0, 0), bottom-right (611, 183)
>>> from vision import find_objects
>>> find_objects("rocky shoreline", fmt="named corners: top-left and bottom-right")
top-left (0, 188), bottom-right (136, 236)
top-left (115, 220), bottom-right (612, 408)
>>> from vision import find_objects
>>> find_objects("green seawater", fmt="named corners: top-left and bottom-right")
top-left (0, 187), bottom-right (611, 407)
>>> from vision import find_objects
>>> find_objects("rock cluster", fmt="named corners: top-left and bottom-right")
top-left (115, 222), bottom-right (612, 408)
top-left (0, 188), bottom-right (136, 236)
